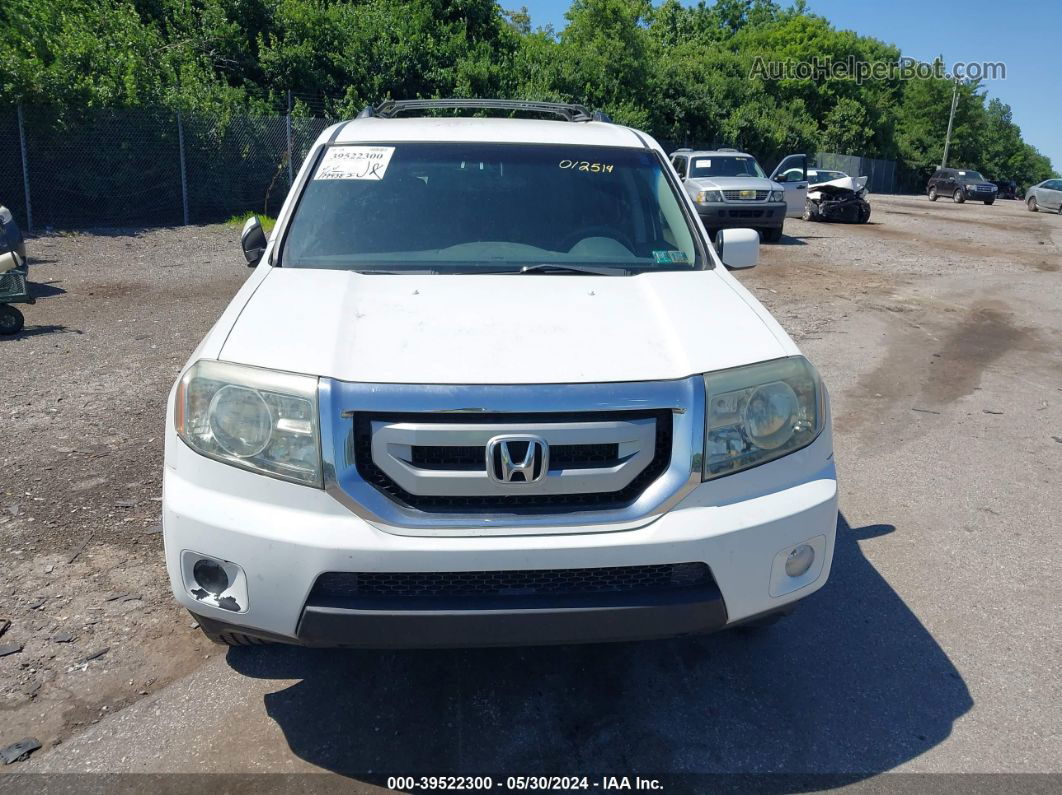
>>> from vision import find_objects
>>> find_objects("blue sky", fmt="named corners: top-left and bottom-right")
top-left (517, 0), bottom-right (1060, 171)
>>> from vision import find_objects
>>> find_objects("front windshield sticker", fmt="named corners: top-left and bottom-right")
top-left (652, 250), bottom-right (689, 265)
top-left (695, 159), bottom-right (711, 168)
top-left (558, 159), bottom-right (614, 173)
top-left (315, 146), bottom-right (395, 180)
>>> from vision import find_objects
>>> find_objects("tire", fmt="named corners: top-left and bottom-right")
top-left (801, 201), bottom-right (818, 221)
top-left (984, 199), bottom-right (994, 206)
top-left (1028, 197), bottom-right (1038, 212)
top-left (760, 227), bottom-right (783, 243)
top-left (0, 305), bottom-right (24, 335)
top-left (953, 188), bottom-right (965, 204)
top-left (857, 204), bottom-right (872, 223)
top-left (928, 186), bottom-right (938, 201)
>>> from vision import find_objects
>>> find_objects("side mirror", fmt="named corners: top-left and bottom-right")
top-left (716, 228), bottom-right (759, 269)
top-left (770, 154), bottom-right (807, 183)
top-left (241, 216), bottom-right (268, 267)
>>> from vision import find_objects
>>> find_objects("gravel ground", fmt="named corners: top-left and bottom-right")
top-left (3, 194), bottom-right (1061, 781)
top-left (1, 225), bottom-right (248, 748)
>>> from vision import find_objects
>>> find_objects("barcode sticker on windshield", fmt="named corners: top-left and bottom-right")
top-left (315, 146), bottom-right (395, 180)
top-left (695, 159), bottom-right (711, 168)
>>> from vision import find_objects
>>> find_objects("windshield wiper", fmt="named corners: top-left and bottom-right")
top-left (516, 263), bottom-right (628, 276)
top-left (350, 268), bottom-right (442, 275)
top-left (347, 264), bottom-right (631, 276)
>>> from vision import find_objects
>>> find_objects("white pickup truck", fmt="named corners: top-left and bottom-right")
top-left (164, 99), bottom-right (837, 648)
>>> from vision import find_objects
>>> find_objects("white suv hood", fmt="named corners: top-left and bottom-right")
top-left (688, 176), bottom-right (778, 192)
top-left (219, 268), bottom-right (790, 384)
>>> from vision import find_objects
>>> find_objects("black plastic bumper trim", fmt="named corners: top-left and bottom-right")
top-left (294, 587), bottom-right (727, 648)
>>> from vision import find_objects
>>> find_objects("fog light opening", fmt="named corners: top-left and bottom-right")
top-left (193, 558), bottom-right (231, 595)
top-left (785, 544), bottom-right (816, 578)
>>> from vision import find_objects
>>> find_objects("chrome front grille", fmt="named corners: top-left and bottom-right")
top-left (723, 189), bottom-right (768, 201)
top-left (353, 410), bottom-right (670, 510)
top-left (319, 378), bottom-right (704, 536)
top-left (361, 413), bottom-right (659, 499)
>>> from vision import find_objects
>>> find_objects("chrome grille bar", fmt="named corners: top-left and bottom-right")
top-left (369, 417), bottom-right (656, 497)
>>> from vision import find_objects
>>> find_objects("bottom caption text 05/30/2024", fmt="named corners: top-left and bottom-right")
top-left (386, 776), bottom-right (664, 791)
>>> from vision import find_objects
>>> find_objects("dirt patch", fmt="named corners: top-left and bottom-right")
top-left (829, 292), bottom-right (1055, 446)
top-left (921, 302), bottom-right (1034, 405)
top-left (1, 224), bottom-right (246, 751)
top-left (878, 203), bottom-right (1041, 235)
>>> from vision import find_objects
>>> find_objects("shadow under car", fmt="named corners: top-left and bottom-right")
top-left (224, 513), bottom-right (972, 787)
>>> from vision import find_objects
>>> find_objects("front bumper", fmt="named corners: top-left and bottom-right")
top-left (964, 187), bottom-right (996, 199)
top-left (164, 421), bottom-right (838, 647)
top-left (696, 201), bottom-right (787, 230)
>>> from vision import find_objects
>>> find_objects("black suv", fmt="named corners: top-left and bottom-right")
top-left (927, 168), bottom-right (997, 205)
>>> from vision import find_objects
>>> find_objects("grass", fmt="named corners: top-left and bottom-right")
top-left (227, 211), bottom-right (277, 234)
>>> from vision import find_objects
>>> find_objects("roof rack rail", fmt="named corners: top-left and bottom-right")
top-left (357, 99), bottom-right (612, 123)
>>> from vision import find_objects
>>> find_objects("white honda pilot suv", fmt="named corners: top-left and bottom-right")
top-left (164, 99), bottom-right (837, 647)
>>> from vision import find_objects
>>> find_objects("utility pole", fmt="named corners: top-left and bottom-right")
top-left (941, 77), bottom-right (960, 169)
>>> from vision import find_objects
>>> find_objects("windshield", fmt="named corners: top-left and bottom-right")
top-left (958, 170), bottom-right (986, 181)
top-left (282, 142), bottom-right (703, 273)
top-left (688, 155), bottom-right (766, 179)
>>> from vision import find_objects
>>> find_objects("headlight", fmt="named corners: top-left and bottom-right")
top-left (175, 360), bottom-right (322, 486)
top-left (703, 357), bottom-right (823, 480)
top-left (695, 189), bottom-right (723, 203)
top-left (768, 189), bottom-right (784, 202)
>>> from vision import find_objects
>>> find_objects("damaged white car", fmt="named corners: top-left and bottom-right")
top-left (801, 171), bottom-right (871, 224)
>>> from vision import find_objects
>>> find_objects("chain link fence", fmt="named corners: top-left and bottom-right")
top-left (0, 109), bottom-right (29, 228)
top-left (0, 106), bottom-right (331, 231)
top-left (0, 108), bottom-right (904, 231)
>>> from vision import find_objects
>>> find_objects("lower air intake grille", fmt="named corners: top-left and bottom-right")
top-left (309, 563), bottom-right (712, 607)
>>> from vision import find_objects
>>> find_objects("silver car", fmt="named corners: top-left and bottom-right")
top-left (670, 149), bottom-right (807, 243)
top-left (1026, 179), bottom-right (1062, 213)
